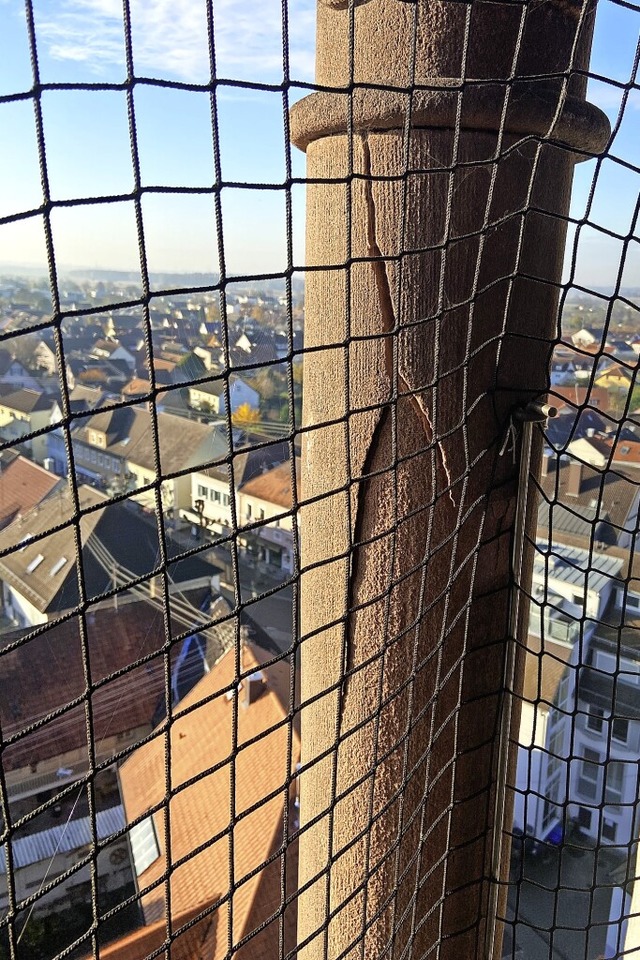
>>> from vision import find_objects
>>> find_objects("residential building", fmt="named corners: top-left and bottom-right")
top-left (544, 405), bottom-right (610, 449)
top-left (0, 485), bottom-right (220, 627)
top-left (528, 540), bottom-right (624, 648)
top-left (69, 407), bottom-right (232, 513)
top-left (571, 328), bottom-right (599, 350)
top-left (237, 458), bottom-right (300, 572)
top-left (121, 377), bottom-right (151, 403)
top-left (568, 434), bottom-right (640, 473)
top-left (515, 436), bottom-right (640, 868)
top-left (82, 905), bottom-right (218, 960)
top-left (536, 455), bottom-right (640, 551)
top-left (550, 385), bottom-right (610, 413)
top-left (89, 338), bottom-right (137, 372)
top-left (534, 609), bottom-right (640, 851)
top-left (594, 361), bottom-right (634, 392)
top-left (0, 807), bottom-right (129, 919)
top-left (186, 374), bottom-right (259, 416)
top-left (0, 349), bottom-right (41, 390)
top-left (187, 441), bottom-right (290, 535)
top-left (515, 446), bottom-right (637, 841)
top-left (32, 339), bottom-right (57, 375)
top-left (115, 641), bottom-right (299, 959)
top-left (0, 603), bottom-right (165, 919)
top-left (0, 590), bottom-right (238, 924)
top-left (0, 387), bottom-right (57, 463)
top-left (46, 385), bottom-right (112, 476)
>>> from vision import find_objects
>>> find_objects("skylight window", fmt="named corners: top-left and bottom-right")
top-left (49, 557), bottom-right (68, 577)
top-left (129, 816), bottom-right (160, 877)
top-left (26, 554), bottom-right (44, 574)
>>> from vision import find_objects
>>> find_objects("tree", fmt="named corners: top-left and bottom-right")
top-left (231, 403), bottom-right (260, 429)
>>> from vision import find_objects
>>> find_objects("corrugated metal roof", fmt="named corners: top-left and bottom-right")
top-left (534, 541), bottom-right (625, 595)
top-left (538, 500), bottom-right (599, 541)
top-left (0, 805), bottom-right (125, 871)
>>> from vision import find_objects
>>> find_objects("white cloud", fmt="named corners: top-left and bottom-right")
top-left (36, 0), bottom-right (316, 83)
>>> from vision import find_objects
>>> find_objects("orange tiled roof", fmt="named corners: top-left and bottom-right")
top-left (601, 437), bottom-right (640, 466)
top-left (83, 905), bottom-right (217, 960)
top-left (548, 385), bottom-right (610, 413)
top-left (240, 458), bottom-right (300, 510)
top-left (0, 455), bottom-right (61, 530)
top-left (118, 643), bottom-right (299, 959)
top-left (122, 377), bottom-right (151, 396)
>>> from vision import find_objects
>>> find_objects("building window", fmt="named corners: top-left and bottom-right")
top-left (624, 592), bottom-right (640, 611)
top-left (621, 659), bottom-right (640, 683)
top-left (247, 504), bottom-right (252, 519)
top-left (129, 815), bottom-right (160, 877)
top-left (605, 761), bottom-right (624, 804)
top-left (548, 724), bottom-right (564, 758)
top-left (223, 495), bottom-right (230, 507)
top-left (259, 508), bottom-right (265, 520)
top-left (602, 818), bottom-right (617, 842)
top-left (596, 650), bottom-right (616, 675)
top-left (577, 807), bottom-right (592, 831)
top-left (542, 796), bottom-right (561, 831)
top-left (585, 708), bottom-right (604, 734)
top-left (555, 673), bottom-right (570, 711)
top-left (612, 718), bottom-right (629, 744)
top-left (578, 748), bottom-right (600, 801)
top-left (197, 484), bottom-right (207, 498)
top-left (214, 490), bottom-right (221, 503)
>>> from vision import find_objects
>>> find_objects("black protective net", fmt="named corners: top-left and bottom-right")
top-left (0, 1), bottom-right (638, 959)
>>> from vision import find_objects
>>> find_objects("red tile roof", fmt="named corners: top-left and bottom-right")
top-left (122, 377), bottom-right (152, 397)
top-left (548, 385), bottom-right (610, 413)
top-left (239, 458), bottom-right (300, 510)
top-left (87, 907), bottom-right (217, 960)
top-left (118, 643), bottom-right (299, 960)
top-left (0, 456), bottom-right (61, 530)
top-left (601, 437), bottom-right (640, 466)
top-left (0, 601), bottom-right (168, 771)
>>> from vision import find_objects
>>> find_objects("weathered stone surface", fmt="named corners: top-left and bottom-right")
top-left (295, 2), bottom-right (608, 958)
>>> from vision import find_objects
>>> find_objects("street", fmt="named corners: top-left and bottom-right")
top-left (503, 837), bottom-right (627, 959)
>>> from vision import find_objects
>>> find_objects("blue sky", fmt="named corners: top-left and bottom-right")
top-left (0, 0), bottom-right (637, 289)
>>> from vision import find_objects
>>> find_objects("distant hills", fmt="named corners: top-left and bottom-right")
top-left (0, 265), bottom-right (306, 294)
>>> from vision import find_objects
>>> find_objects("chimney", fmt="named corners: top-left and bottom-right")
top-left (567, 460), bottom-right (584, 497)
top-left (541, 452), bottom-right (553, 477)
top-left (242, 670), bottom-right (265, 709)
top-left (239, 625), bottom-right (265, 709)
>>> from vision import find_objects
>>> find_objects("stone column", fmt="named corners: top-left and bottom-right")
top-left (291, 2), bottom-right (608, 958)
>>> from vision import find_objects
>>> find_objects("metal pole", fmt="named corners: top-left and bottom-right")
top-left (292, 2), bottom-right (608, 957)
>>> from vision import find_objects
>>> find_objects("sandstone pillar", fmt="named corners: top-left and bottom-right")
top-left (291, 2), bottom-right (609, 957)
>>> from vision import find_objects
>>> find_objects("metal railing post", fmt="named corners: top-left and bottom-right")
top-left (291, 1), bottom-right (608, 956)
